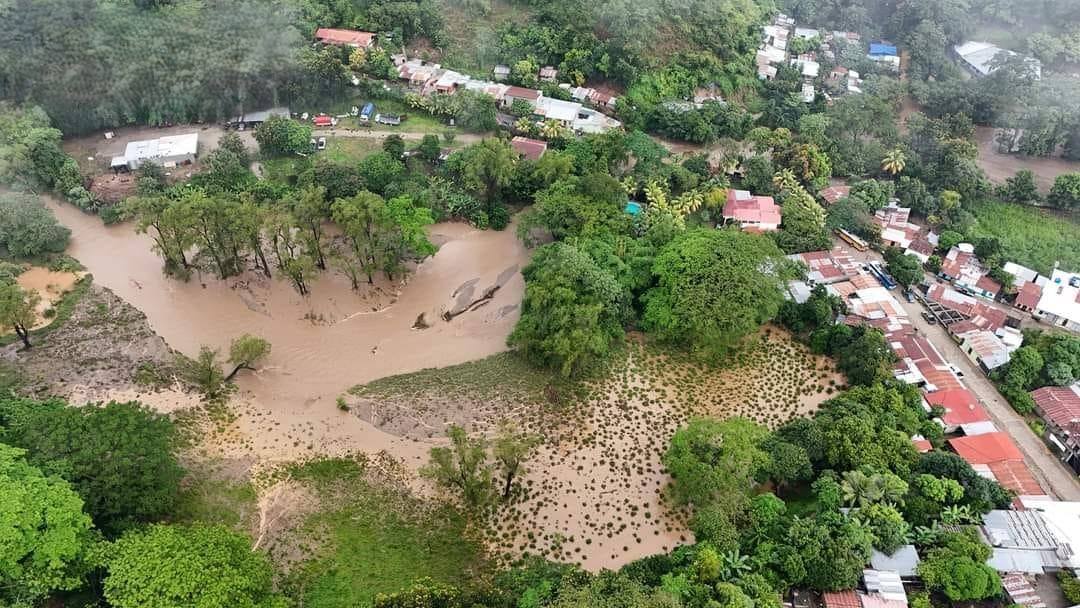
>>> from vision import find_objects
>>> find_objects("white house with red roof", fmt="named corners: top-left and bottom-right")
top-left (722, 189), bottom-right (781, 232)
top-left (925, 388), bottom-right (993, 433)
top-left (315, 28), bottom-right (376, 48)
top-left (509, 136), bottom-right (547, 161)
top-left (939, 245), bottom-right (1002, 300)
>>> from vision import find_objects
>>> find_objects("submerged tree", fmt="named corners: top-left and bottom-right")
top-left (225, 335), bottom-right (271, 382)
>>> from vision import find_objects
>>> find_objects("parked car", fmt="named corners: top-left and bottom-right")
top-left (921, 311), bottom-right (937, 325)
top-left (316, 136), bottom-right (327, 150)
top-left (905, 290), bottom-right (915, 303)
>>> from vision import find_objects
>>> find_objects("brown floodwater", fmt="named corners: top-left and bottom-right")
top-left (46, 198), bottom-right (530, 462)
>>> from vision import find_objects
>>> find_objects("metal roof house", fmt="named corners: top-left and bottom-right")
top-left (110, 132), bottom-right (199, 171)
top-left (954, 41), bottom-right (1041, 79)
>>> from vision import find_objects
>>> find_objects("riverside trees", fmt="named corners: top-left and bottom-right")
top-left (124, 186), bottom-right (434, 293)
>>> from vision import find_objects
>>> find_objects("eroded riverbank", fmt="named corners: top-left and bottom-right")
top-left (45, 199), bottom-right (529, 465)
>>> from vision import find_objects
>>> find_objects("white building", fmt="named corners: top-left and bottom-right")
top-left (954, 41), bottom-right (1041, 79)
top-left (1034, 269), bottom-right (1080, 332)
top-left (111, 132), bottom-right (199, 171)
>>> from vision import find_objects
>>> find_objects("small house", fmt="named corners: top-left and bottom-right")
top-left (1029, 385), bottom-right (1080, 473)
top-left (109, 132), bottom-right (199, 171)
top-left (501, 86), bottom-right (540, 110)
top-left (722, 189), bottom-right (781, 232)
top-left (509, 136), bottom-right (547, 161)
top-left (492, 64), bottom-right (510, 81)
top-left (315, 28), bottom-right (376, 49)
top-left (539, 65), bottom-right (558, 82)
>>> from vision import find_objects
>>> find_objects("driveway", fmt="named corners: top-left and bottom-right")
top-left (845, 244), bottom-right (1080, 500)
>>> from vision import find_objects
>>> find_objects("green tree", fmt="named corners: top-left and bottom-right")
top-left (382, 134), bottom-right (406, 160)
top-left (918, 531), bottom-right (1001, 602)
top-left (455, 138), bottom-right (517, 206)
top-left (0, 283), bottom-right (40, 349)
top-left (784, 510), bottom-right (874, 591)
top-left (643, 229), bottom-right (795, 361)
top-left (1048, 173), bottom-right (1080, 209)
top-left (663, 418), bottom-right (770, 511)
top-left (997, 169), bottom-right (1040, 205)
top-left (1001, 346), bottom-right (1044, 391)
top-left (421, 425), bottom-right (493, 509)
top-left (855, 503), bottom-right (911, 553)
top-left (0, 192), bottom-right (71, 258)
top-left (225, 334), bottom-right (271, 382)
top-left (104, 524), bottom-right (284, 608)
top-left (0, 443), bottom-right (96, 606)
top-left (181, 347), bottom-right (226, 399)
top-left (357, 151), bottom-right (406, 194)
top-left (254, 116), bottom-right (312, 157)
top-left (883, 247), bottom-right (923, 288)
top-left (418, 134), bottom-right (441, 162)
top-left (773, 170), bottom-right (830, 253)
top-left (508, 242), bottom-right (626, 376)
top-left (0, 398), bottom-right (182, 536)
top-left (492, 421), bottom-right (540, 500)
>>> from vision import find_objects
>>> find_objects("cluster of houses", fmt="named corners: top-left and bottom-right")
top-left (784, 245), bottom-right (1080, 607)
top-left (849, 196), bottom-right (1080, 472)
top-left (757, 14), bottom-right (886, 103)
top-left (311, 27), bottom-right (622, 135)
top-left (393, 56), bottom-right (621, 134)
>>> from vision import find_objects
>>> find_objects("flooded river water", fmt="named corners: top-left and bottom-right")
top-left (46, 199), bottom-right (530, 463)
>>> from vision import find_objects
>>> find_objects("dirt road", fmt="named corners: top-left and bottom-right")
top-left (312, 128), bottom-right (486, 144)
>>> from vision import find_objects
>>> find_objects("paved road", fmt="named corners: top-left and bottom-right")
top-left (847, 245), bottom-right (1080, 500)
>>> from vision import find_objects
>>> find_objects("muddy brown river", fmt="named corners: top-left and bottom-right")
top-left (46, 198), bottom-right (529, 462)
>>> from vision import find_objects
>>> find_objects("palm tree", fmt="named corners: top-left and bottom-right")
top-left (539, 120), bottom-right (566, 140)
top-left (882, 149), bottom-right (906, 176)
top-left (841, 470), bottom-right (884, 507)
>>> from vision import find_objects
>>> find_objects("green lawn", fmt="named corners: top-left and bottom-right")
top-left (284, 457), bottom-right (486, 608)
top-left (969, 200), bottom-right (1080, 275)
top-left (323, 137), bottom-right (383, 164)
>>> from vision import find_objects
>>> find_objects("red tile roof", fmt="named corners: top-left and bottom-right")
top-left (949, 432), bottom-right (1024, 464)
top-left (723, 194), bottom-right (782, 226)
top-left (510, 136), bottom-right (547, 161)
top-left (504, 86), bottom-right (540, 100)
top-left (315, 28), bottom-right (375, 47)
top-left (1030, 386), bottom-right (1080, 432)
top-left (819, 185), bottom-right (850, 204)
top-left (1016, 282), bottom-right (1043, 310)
top-left (823, 591), bottom-right (862, 608)
top-left (987, 460), bottom-right (1045, 496)
top-left (926, 389), bottom-right (991, 425)
top-left (976, 274), bottom-right (1002, 296)
top-left (908, 237), bottom-right (935, 257)
top-left (919, 365), bottom-right (964, 392)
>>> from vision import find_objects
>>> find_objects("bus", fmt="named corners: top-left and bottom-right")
top-left (836, 228), bottom-right (869, 252)
top-left (359, 102), bottom-right (375, 122)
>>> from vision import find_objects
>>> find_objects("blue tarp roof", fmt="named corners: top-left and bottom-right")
top-left (869, 43), bottom-right (897, 56)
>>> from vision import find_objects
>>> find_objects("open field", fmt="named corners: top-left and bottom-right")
top-left (969, 199), bottom-right (1080, 274)
top-left (347, 328), bottom-right (841, 569)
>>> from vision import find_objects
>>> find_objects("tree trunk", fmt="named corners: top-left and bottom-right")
top-left (310, 224), bottom-right (326, 270)
top-left (14, 324), bottom-right (31, 349)
top-left (502, 466), bottom-right (516, 500)
top-left (224, 364), bottom-right (249, 383)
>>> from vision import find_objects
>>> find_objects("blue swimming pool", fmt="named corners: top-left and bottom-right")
top-left (625, 201), bottom-right (642, 216)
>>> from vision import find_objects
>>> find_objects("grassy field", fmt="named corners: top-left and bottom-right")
top-left (969, 200), bottom-right (1080, 274)
top-left (282, 457), bottom-right (486, 608)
